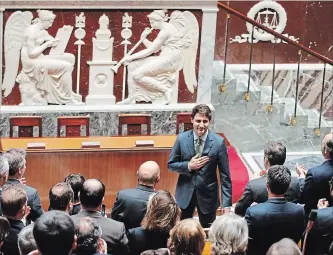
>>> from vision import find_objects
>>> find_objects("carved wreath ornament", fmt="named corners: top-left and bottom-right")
top-left (246, 0), bottom-right (287, 41)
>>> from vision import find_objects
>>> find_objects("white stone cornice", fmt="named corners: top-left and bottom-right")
top-left (0, 0), bottom-right (218, 9)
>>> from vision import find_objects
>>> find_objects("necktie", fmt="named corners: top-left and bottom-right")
top-left (195, 138), bottom-right (204, 156)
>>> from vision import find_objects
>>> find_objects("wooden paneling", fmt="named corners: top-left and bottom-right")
top-left (0, 136), bottom-right (178, 211)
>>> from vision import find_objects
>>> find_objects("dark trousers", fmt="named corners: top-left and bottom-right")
top-left (180, 190), bottom-right (216, 228)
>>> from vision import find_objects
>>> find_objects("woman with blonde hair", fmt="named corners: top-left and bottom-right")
top-left (210, 214), bottom-right (248, 255)
top-left (128, 190), bottom-right (180, 255)
top-left (168, 218), bottom-right (206, 255)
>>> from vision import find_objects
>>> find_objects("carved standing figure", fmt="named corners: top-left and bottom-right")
top-left (118, 10), bottom-right (199, 105)
top-left (2, 10), bottom-right (82, 105)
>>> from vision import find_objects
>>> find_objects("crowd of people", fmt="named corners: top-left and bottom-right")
top-left (0, 104), bottom-right (332, 255)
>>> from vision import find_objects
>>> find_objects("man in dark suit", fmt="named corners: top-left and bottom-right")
top-left (245, 165), bottom-right (305, 255)
top-left (71, 179), bottom-right (129, 255)
top-left (298, 133), bottom-right (333, 217)
top-left (111, 161), bottom-right (160, 229)
top-left (235, 141), bottom-right (300, 216)
top-left (49, 182), bottom-right (74, 214)
top-left (305, 176), bottom-right (333, 255)
top-left (4, 149), bottom-right (43, 222)
top-left (168, 104), bottom-right (232, 228)
top-left (1, 185), bottom-right (30, 255)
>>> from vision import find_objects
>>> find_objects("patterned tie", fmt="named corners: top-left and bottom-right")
top-left (195, 138), bottom-right (204, 156)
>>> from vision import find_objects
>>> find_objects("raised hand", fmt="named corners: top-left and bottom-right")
top-left (189, 154), bottom-right (209, 171)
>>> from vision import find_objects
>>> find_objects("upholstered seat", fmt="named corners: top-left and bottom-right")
top-left (118, 114), bottom-right (151, 135)
top-left (57, 116), bottom-right (90, 137)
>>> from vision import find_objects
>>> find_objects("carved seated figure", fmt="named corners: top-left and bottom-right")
top-left (2, 10), bottom-right (82, 105)
top-left (119, 10), bottom-right (199, 105)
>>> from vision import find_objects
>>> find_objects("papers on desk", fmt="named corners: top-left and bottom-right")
top-left (26, 142), bottom-right (46, 149)
top-left (135, 140), bottom-right (154, 147)
top-left (81, 141), bottom-right (101, 148)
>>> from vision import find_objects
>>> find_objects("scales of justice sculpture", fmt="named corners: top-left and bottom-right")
top-left (2, 9), bottom-right (199, 106)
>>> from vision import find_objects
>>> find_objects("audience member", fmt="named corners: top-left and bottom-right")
top-left (235, 142), bottom-right (300, 216)
top-left (266, 238), bottom-right (302, 255)
top-left (73, 217), bottom-right (107, 255)
top-left (65, 173), bottom-right (86, 215)
top-left (4, 149), bottom-right (43, 222)
top-left (0, 216), bottom-right (10, 249)
top-left (71, 179), bottom-right (129, 255)
top-left (1, 185), bottom-right (30, 255)
top-left (209, 213), bottom-right (248, 255)
top-left (168, 219), bottom-right (205, 255)
top-left (127, 190), bottom-right (180, 255)
top-left (33, 210), bottom-right (77, 255)
top-left (0, 155), bottom-right (9, 215)
top-left (245, 165), bottom-right (304, 255)
top-left (18, 224), bottom-right (37, 255)
top-left (298, 133), bottom-right (333, 217)
top-left (329, 241), bottom-right (333, 255)
top-left (111, 161), bottom-right (160, 229)
top-left (140, 249), bottom-right (169, 255)
top-left (49, 182), bottom-right (74, 213)
top-left (304, 175), bottom-right (333, 255)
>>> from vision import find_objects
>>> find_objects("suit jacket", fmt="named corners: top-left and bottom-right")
top-left (235, 175), bottom-right (300, 216)
top-left (245, 198), bottom-right (305, 255)
top-left (127, 227), bottom-right (169, 255)
top-left (71, 210), bottom-right (129, 255)
top-left (299, 160), bottom-right (333, 217)
top-left (1, 218), bottom-right (25, 255)
top-left (305, 207), bottom-right (333, 255)
top-left (111, 184), bottom-right (155, 230)
top-left (4, 179), bottom-right (43, 222)
top-left (168, 130), bottom-right (232, 213)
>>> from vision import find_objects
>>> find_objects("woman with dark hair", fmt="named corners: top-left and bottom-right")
top-left (128, 190), bottom-right (180, 255)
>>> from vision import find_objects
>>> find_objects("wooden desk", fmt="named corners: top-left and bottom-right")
top-left (0, 136), bottom-right (178, 211)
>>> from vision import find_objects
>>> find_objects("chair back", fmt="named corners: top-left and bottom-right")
top-left (9, 116), bottom-right (43, 137)
top-left (57, 116), bottom-right (90, 137)
top-left (118, 114), bottom-right (151, 135)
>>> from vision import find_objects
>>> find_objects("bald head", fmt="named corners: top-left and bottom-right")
top-left (322, 133), bottom-right (333, 159)
top-left (80, 179), bottom-right (105, 209)
top-left (138, 161), bottom-right (160, 186)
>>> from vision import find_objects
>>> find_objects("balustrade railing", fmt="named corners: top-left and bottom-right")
top-left (218, 1), bottom-right (333, 136)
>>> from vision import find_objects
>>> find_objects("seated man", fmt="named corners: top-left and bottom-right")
top-left (235, 141), bottom-right (300, 216)
top-left (111, 161), bottom-right (160, 229)
top-left (1, 185), bottom-right (30, 255)
top-left (49, 182), bottom-right (74, 214)
top-left (71, 179), bottom-right (129, 255)
top-left (4, 149), bottom-right (43, 222)
top-left (73, 217), bottom-right (107, 255)
top-left (18, 224), bottom-right (37, 255)
top-left (305, 176), bottom-right (333, 255)
top-left (245, 165), bottom-right (305, 255)
top-left (32, 211), bottom-right (77, 255)
top-left (0, 216), bottom-right (10, 249)
top-left (64, 173), bottom-right (86, 215)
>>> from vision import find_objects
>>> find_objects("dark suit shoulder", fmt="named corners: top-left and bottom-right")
top-left (177, 130), bottom-right (192, 139)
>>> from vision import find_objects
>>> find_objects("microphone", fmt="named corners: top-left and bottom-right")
top-left (302, 209), bottom-right (318, 255)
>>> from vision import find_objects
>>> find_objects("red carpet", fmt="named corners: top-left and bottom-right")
top-left (227, 146), bottom-right (249, 204)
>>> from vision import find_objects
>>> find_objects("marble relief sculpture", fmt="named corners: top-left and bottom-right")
top-left (117, 10), bottom-right (199, 105)
top-left (2, 10), bottom-right (82, 105)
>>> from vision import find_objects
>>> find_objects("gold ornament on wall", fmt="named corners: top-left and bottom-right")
top-left (290, 117), bottom-right (297, 126)
top-left (266, 105), bottom-right (273, 113)
top-left (314, 128), bottom-right (321, 137)
top-left (219, 84), bottom-right (226, 93)
top-left (243, 92), bottom-right (250, 102)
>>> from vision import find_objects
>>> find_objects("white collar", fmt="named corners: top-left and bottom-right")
top-left (193, 130), bottom-right (209, 143)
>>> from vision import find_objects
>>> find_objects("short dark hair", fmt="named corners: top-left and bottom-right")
top-left (4, 149), bottom-right (26, 176)
top-left (0, 216), bottom-right (10, 243)
top-left (49, 182), bottom-right (74, 211)
top-left (141, 190), bottom-right (180, 233)
top-left (264, 142), bottom-right (286, 166)
top-left (64, 173), bottom-right (85, 201)
top-left (74, 217), bottom-right (101, 255)
top-left (80, 179), bottom-right (105, 209)
top-left (267, 165), bottom-right (291, 195)
top-left (1, 184), bottom-right (27, 217)
top-left (325, 137), bottom-right (333, 159)
top-left (191, 104), bottom-right (212, 121)
top-left (18, 224), bottom-right (37, 255)
top-left (33, 211), bottom-right (75, 255)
